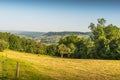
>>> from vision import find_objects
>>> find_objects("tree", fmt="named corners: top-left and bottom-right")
top-left (0, 32), bottom-right (10, 41)
top-left (59, 35), bottom-right (80, 45)
top-left (89, 18), bottom-right (120, 59)
top-left (9, 35), bottom-right (22, 51)
top-left (85, 39), bottom-right (94, 58)
top-left (35, 42), bottom-right (46, 54)
top-left (105, 25), bottom-right (120, 41)
top-left (0, 39), bottom-right (9, 52)
top-left (97, 18), bottom-right (106, 27)
top-left (68, 43), bottom-right (76, 57)
top-left (75, 38), bottom-right (88, 58)
top-left (89, 18), bottom-right (110, 58)
top-left (109, 38), bottom-right (120, 59)
top-left (58, 44), bottom-right (70, 58)
top-left (58, 35), bottom-right (79, 58)
top-left (46, 44), bottom-right (57, 56)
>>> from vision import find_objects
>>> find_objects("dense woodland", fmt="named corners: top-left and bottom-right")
top-left (0, 18), bottom-right (120, 59)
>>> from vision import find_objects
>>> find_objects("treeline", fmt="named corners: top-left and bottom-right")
top-left (57, 18), bottom-right (120, 59)
top-left (0, 18), bottom-right (120, 59)
top-left (0, 32), bottom-right (46, 54)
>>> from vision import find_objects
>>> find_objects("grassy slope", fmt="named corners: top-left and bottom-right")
top-left (0, 50), bottom-right (120, 80)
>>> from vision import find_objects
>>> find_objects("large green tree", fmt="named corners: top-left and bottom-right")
top-left (46, 44), bottom-right (57, 56)
top-left (0, 39), bottom-right (9, 51)
top-left (58, 44), bottom-right (71, 58)
top-left (58, 35), bottom-right (78, 58)
top-left (89, 18), bottom-right (120, 59)
top-left (9, 35), bottom-right (22, 51)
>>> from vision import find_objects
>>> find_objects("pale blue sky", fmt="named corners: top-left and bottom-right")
top-left (0, 0), bottom-right (120, 32)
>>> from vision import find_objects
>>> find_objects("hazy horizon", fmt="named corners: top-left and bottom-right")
top-left (0, 0), bottom-right (120, 32)
top-left (0, 29), bottom-right (91, 33)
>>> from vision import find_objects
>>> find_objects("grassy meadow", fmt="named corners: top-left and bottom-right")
top-left (0, 50), bottom-right (120, 80)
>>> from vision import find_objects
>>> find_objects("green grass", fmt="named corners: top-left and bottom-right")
top-left (1, 50), bottom-right (120, 80)
top-left (0, 51), bottom-right (54, 80)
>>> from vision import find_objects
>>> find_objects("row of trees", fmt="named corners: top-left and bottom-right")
top-left (0, 33), bottom-right (46, 54)
top-left (0, 18), bottom-right (120, 59)
top-left (58, 35), bottom-right (94, 58)
top-left (57, 18), bottom-right (120, 59)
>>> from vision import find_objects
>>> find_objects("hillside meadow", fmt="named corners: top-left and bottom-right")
top-left (0, 50), bottom-right (120, 80)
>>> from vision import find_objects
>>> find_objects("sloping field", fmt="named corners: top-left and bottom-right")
top-left (0, 50), bottom-right (120, 80)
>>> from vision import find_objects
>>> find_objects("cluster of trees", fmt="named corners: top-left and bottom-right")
top-left (89, 18), bottom-right (120, 59)
top-left (58, 18), bottom-right (120, 59)
top-left (57, 35), bottom-right (94, 58)
top-left (0, 18), bottom-right (120, 59)
top-left (0, 33), bottom-right (46, 54)
top-left (0, 32), bottom-right (10, 51)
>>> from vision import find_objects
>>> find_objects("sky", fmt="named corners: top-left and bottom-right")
top-left (0, 0), bottom-right (120, 32)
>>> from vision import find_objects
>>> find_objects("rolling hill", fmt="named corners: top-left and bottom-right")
top-left (43, 31), bottom-right (91, 36)
top-left (0, 50), bottom-right (120, 80)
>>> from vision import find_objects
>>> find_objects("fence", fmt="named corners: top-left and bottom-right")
top-left (0, 53), bottom-right (20, 80)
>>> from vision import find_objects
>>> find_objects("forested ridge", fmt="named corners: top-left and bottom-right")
top-left (43, 31), bottom-right (91, 36)
top-left (0, 18), bottom-right (120, 59)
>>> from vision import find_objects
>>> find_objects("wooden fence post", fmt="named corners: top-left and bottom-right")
top-left (16, 62), bottom-right (20, 79)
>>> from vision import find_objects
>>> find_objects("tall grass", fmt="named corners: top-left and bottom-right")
top-left (0, 51), bottom-right (53, 80)
top-left (1, 50), bottom-right (120, 80)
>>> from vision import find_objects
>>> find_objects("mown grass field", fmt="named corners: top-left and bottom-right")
top-left (0, 50), bottom-right (120, 80)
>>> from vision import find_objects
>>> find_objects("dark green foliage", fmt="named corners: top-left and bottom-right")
top-left (109, 38), bottom-right (120, 59)
top-left (20, 37), bottom-right (47, 54)
top-left (0, 32), bottom-right (10, 41)
top-left (46, 44), bottom-right (57, 56)
top-left (89, 18), bottom-right (120, 59)
top-left (59, 35), bottom-right (80, 45)
top-left (58, 35), bottom-right (94, 58)
top-left (22, 39), bottom-right (36, 53)
top-left (35, 42), bottom-right (46, 54)
top-left (0, 39), bottom-right (9, 51)
top-left (72, 38), bottom-right (94, 58)
top-left (58, 44), bottom-right (71, 58)
top-left (58, 35), bottom-right (79, 57)
top-left (57, 18), bottom-right (120, 59)
top-left (9, 35), bottom-right (22, 51)
top-left (0, 32), bottom-right (47, 55)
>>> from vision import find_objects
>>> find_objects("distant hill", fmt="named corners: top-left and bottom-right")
top-left (0, 30), bottom-right (46, 38)
top-left (34, 31), bottom-right (91, 44)
top-left (13, 31), bottom-right (46, 38)
top-left (0, 30), bottom-right (91, 44)
top-left (0, 30), bottom-right (91, 38)
top-left (43, 31), bottom-right (91, 36)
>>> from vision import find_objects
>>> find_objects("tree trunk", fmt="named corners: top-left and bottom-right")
top-left (61, 54), bottom-right (63, 58)
top-left (68, 54), bottom-right (70, 58)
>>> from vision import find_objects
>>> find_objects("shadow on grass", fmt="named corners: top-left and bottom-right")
top-left (0, 76), bottom-right (18, 80)
top-left (0, 76), bottom-right (8, 80)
